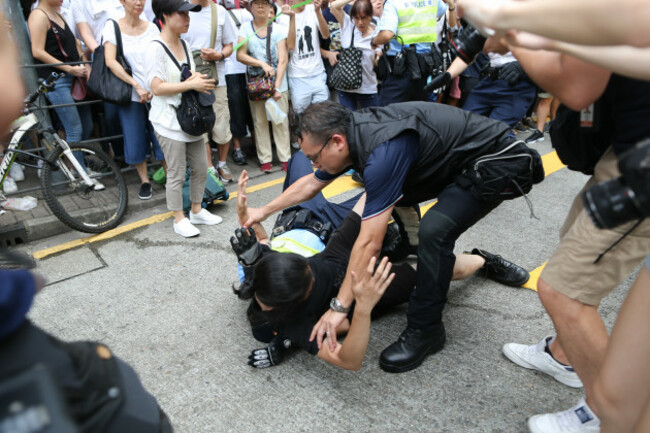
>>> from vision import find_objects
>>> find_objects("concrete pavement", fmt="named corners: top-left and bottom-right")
top-left (10, 131), bottom-right (633, 432)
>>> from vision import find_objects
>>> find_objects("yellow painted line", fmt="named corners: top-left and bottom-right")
top-left (522, 261), bottom-right (547, 292)
top-left (33, 211), bottom-right (174, 259)
top-left (323, 175), bottom-right (362, 199)
top-left (542, 151), bottom-right (565, 176)
top-left (33, 149), bottom-right (566, 260)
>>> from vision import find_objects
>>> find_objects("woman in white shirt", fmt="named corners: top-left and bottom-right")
top-left (329, 0), bottom-right (381, 110)
top-left (103, 0), bottom-right (165, 200)
top-left (145, 0), bottom-right (222, 238)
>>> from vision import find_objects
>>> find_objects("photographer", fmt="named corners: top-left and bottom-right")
top-left (485, 33), bottom-right (650, 433)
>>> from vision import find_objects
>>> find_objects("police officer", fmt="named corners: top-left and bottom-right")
top-left (462, 50), bottom-right (537, 128)
top-left (372, 0), bottom-right (452, 105)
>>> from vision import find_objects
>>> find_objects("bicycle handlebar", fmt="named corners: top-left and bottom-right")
top-left (24, 72), bottom-right (60, 109)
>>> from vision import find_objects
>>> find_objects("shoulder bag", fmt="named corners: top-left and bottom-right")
top-left (328, 23), bottom-right (363, 90)
top-left (46, 13), bottom-right (88, 101)
top-left (191, 2), bottom-right (219, 84)
top-left (246, 23), bottom-right (276, 101)
top-left (87, 19), bottom-right (133, 105)
top-left (154, 40), bottom-right (216, 136)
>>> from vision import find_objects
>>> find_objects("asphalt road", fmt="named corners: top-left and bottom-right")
top-left (15, 136), bottom-right (632, 432)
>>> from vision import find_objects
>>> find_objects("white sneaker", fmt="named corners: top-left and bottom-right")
top-left (173, 218), bottom-right (200, 237)
top-left (528, 398), bottom-right (600, 433)
top-left (3, 177), bottom-right (17, 194)
top-left (87, 170), bottom-right (105, 191)
top-left (503, 336), bottom-right (583, 388)
top-left (10, 163), bottom-right (24, 182)
top-left (189, 208), bottom-right (222, 225)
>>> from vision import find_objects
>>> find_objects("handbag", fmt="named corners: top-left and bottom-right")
top-left (455, 139), bottom-right (545, 202)
top-left (246, 24), bottom-right (276, 101)
top-left (154, 40), bottom-right (216, 136)
top-left (47, 13), bottom-right (89, 101)
top-left (192, 2), bottom-right (219, 83)
top-left (328, 25), bottom-right (363, 90)
top-left (549, 101), bottom-right (611, 175)
top-left (87, 19), bottom-right (133, 105)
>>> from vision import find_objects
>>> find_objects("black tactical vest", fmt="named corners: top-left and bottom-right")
top-left (346, 102), bottom-right (512, 205)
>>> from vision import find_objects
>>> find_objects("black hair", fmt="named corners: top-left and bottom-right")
top-left (250, 253), bottom-right (313, 324)
top-left (152, 0), bottom-right (181, 23)
top-left (350, 0), bottom-right (373, 19)
top-left (292, 101), bottom-right (350, 145)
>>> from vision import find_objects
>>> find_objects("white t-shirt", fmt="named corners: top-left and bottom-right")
top-left (102, 20), bottom-right (160, 102)
top-left (489, 52), bottom-right (517, 68)
top-left (338, 15), bottom-right (378, 95)
top-left (182, 4), bottom-right (237, 87)
top-left (145, 39), bottom-right (203, 142)
top-left (75, 0), bottom-right (129, 44)
top-left (225, 8), bottom-right (253, 76)
top-left (287, 4), bottom-right (325, 78)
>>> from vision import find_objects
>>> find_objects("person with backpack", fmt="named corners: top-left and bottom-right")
top-left (146, 0), bottom-right (223, 238)
top-left (182, 0), bottom-right (238, 183)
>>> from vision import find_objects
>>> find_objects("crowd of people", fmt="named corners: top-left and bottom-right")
top-left (1, 0), bottom-right (650, 431)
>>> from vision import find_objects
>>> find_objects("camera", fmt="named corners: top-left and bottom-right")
top-left (582, 139), bottom-right (650, 229)
top-left (449, 23), bottom-right (487, 65)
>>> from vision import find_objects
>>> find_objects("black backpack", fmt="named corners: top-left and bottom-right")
top-left (154, 40), bottom-right (216, 137)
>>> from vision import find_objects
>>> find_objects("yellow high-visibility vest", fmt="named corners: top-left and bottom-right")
top-left (396, 0), bottom-right (438, 44)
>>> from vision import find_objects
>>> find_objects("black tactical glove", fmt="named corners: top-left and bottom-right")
top-left (423, 72), bottom-right (451, 93)
top-left (498, 61), bottom-right (525, 86)
top-left (247, 336), bottom-right (292, 368)
top-left (230, 227), bottom-right (263, 266)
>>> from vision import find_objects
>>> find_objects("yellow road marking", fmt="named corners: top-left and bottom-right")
top-left (33, 212), bottom-right (174, 259)
top-left (542, 151), bottom-right (565, 176)
top-left (33, 149), bottom-right (565, 260)
top-left (523, 261), bottom-right (547, 292)
top-left (323, 176), bottom-right (362, 199)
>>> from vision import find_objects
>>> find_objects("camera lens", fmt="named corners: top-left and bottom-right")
top-left (582, 178), bottom-right (643, 229)
top-left (450, 25), bottom-right (487, 64)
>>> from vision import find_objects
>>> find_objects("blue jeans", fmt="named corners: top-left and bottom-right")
top-left (44, 74), bottom-right (93, 167)
top-left (117, 102), bottom-right (164, 165)
top-left (337, 91), bottom-right (379, 111)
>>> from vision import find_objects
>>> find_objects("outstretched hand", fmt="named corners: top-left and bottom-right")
top-left (351, 256), bottom-right (395, 315)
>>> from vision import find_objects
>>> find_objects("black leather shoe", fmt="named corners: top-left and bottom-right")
top-left (379, 325), bottom-right (446, 373)
top-left (471, 248), bottom-right (530, 287)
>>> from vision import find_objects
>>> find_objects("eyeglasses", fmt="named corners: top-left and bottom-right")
top-left (306, 136), bottom-right (332, 164)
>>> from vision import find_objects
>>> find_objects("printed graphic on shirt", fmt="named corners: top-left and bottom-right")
top-left (296, 25), bottom-right (316, 60)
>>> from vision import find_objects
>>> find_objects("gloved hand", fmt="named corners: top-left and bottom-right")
top-left (423, 72), bottom-right (451, 93)
top-left (498, 61), bottom-right (525, 86)
top-left (230, 227), bottom-right (263, 266)
top-left (247, 336), bottom-right (292, 369)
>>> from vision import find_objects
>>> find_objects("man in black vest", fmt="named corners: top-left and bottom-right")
top-left (244, 100), bottom-right (541, 373)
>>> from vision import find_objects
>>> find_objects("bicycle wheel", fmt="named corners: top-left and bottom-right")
top-left (41, 143), bottom-right (128, 233)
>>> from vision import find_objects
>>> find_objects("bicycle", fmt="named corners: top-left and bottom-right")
top-left (0, 73), bottom-right (128, 233)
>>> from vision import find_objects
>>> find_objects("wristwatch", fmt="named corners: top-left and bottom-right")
top-left (330, 297), bottom-right (351, 314)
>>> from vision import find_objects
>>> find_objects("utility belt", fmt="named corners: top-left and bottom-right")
top-left (384, 49), bottom-right (436, 80)
top-left (271, 207), bottom-right (334, 244)
top-left (481, 65), bottom-right (502, 81)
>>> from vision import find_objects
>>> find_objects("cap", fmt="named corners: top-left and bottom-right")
top-left (153, 0), bottom-right (202, 19)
